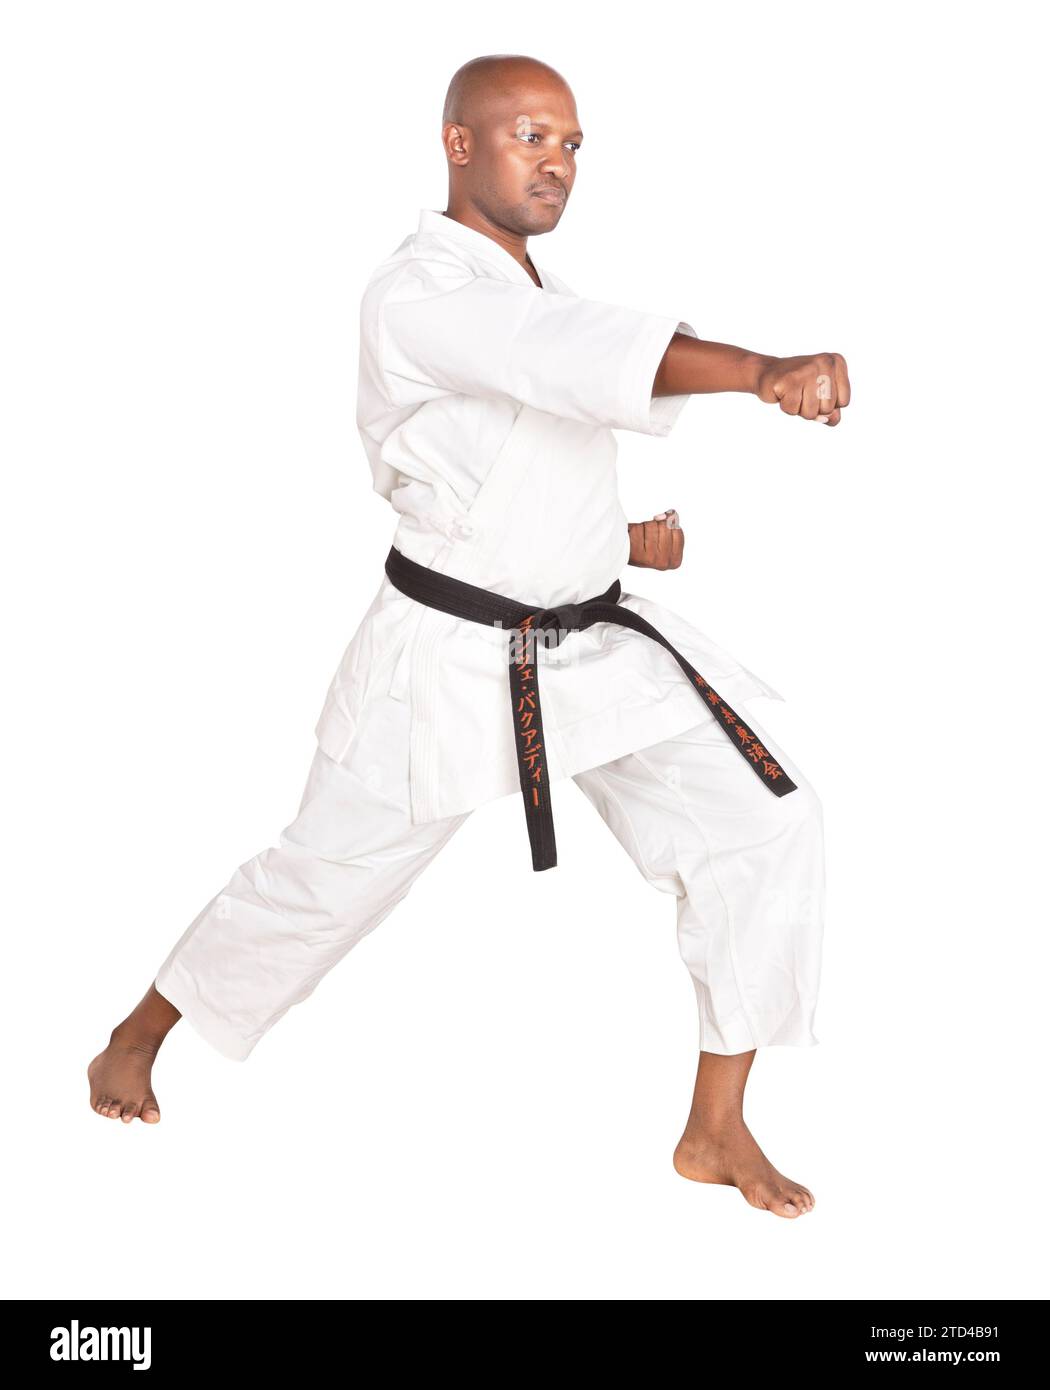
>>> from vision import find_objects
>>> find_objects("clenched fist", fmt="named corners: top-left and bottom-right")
top-left (752, 352), bottom-right (851, 425)
top-left (628, 510), bottom-right (683, 568)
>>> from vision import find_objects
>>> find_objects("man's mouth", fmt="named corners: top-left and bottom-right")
top-left (532, 187), bottom-right (566, 203)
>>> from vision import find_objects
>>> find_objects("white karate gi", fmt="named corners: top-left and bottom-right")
top-left (154, 208), bottom-right (825, 1061)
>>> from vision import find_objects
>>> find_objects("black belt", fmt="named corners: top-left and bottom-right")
top-left (384, 544), bottom-right (797, 872)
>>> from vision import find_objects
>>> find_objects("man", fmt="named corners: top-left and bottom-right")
top-left (89, 53), bottom-right (848, 1220)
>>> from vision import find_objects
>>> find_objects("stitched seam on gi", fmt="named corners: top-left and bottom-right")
top-left (630, 746), bottom-right (761, 1050)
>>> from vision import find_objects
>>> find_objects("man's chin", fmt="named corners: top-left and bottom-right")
top-left (524, 197), bottom-right (567, 231)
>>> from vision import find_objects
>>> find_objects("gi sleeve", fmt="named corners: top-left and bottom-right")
top-left (377, 267), bottom-right (697, 436)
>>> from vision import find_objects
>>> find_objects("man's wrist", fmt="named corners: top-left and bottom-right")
top-left (740, 350), bottom-right (776, 395)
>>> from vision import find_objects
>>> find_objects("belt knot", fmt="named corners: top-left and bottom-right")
top-left (530, 602), bottom-right (588, 648)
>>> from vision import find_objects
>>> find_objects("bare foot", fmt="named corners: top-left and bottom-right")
top-left (673, 1117), bottom-right (815, 1218)
top-left (88, 1027), bottom-right (163, 1124)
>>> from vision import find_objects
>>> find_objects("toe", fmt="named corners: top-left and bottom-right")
top-left (141, 1098), bottom-right (161, 1124)
top-left (784, 1180), bottom-right (814, 1212)
top-left (774, 1191), bottom-right (804, 1217)
top-left (120, 1101), bottom-right (141, 1123)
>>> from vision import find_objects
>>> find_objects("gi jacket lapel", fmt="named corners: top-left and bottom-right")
top-left (416, 208), bottom-right (550, 291)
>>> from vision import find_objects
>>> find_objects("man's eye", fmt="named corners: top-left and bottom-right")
top-left (519, 131), bottom-right (541, 143)
top-left (565, 142), bottom-right (581, 153)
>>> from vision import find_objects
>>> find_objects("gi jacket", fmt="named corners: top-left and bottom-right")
top-left (314, 207), bottom-right (784, 824)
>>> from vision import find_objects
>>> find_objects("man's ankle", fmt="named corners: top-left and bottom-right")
top-left (109, 1022), bottom-right (164, 1055)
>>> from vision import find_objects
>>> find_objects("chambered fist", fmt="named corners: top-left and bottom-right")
top-left (753, 352), bottom-right (851, 426)
top-left (628, 510), bottom-right (683, 568)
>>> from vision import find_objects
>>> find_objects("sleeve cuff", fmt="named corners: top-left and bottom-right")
top-left (619, 317), bottom-right (698, 436)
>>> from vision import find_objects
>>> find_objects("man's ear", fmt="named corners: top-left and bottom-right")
top-left (443, 122), bottom-right (472, 167)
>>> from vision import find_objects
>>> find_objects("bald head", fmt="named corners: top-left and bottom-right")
top-left (440, 54), bottom-right (582, 240)
top-left (442, 54), bottom-right (570, 127)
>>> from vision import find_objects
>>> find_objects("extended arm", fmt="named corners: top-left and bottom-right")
top-left (653, 333), bottom-right (851, 426)
top-left (378, 266), bottom-right (850, 429)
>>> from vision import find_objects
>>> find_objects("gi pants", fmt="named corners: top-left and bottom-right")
top-left (154, 694), bottom-right (825, 1061)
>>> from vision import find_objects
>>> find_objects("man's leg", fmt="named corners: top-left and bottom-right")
top-left (89, 731), bottom-right (470, 1122)
top-left (571, 702), bottom-right (824, 1217)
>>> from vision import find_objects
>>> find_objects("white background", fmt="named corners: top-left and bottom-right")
top-left (3, 0), bottom-right (1047, 1300)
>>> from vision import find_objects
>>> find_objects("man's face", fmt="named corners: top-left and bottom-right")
top-left (454, 83), bottom-right (583, 236)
